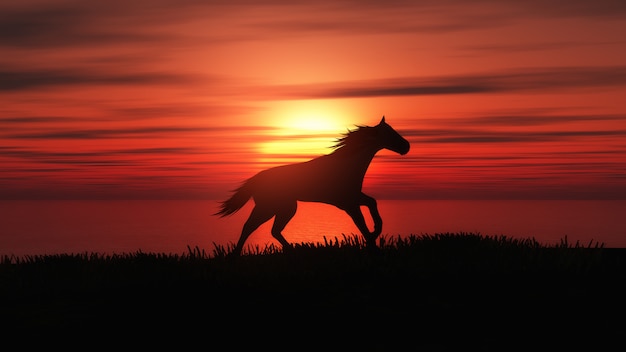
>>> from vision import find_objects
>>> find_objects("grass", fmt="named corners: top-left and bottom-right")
top-left (1, 232), bottom-right (625, 350)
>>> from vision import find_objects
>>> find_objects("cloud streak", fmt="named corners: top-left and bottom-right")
top-left (253, 66), bottom-right (626, 99)
top-left (0, 68), bottom-right (197, 91)
top-left (3, 0), bottom-right (625, 50)
top-left (0, 1), bottom-right (183, 48)
top-left (405, 129), bottom-right (626, 144)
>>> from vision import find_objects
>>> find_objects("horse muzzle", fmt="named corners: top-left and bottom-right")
top-left (396, 139), bottom-right (410, 155)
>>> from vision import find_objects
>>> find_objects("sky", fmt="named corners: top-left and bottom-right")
top-left (1, 0), bottom-right (626, 200)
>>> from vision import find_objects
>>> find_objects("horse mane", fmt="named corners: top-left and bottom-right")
top-left (331, 124), bottom-right (374, 151)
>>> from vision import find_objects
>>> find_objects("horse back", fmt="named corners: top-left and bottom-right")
top-left (249, 156), bottom-right (364, 203)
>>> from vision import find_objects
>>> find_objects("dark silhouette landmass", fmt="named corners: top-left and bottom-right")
top-left (1, 233), bottom-right (625, 350)
top-left (215, 116), bottom-right (410, 255)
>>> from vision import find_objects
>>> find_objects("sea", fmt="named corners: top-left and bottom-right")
top-left (1, 200), bottom-right (625, 257)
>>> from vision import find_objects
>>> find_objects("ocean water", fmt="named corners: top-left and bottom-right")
top-left (1, 200), bottom-right (625, 257)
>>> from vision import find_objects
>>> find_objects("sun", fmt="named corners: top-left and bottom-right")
top-left (282, 114), bottom-right (345, 132)
top-left (259, 101), bottom-right (353, 159)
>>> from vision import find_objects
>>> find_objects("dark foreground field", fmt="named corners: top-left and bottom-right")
top-left (2, 233), bottom-right (625, 350)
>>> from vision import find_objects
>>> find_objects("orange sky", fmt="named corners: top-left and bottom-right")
top-left (1, 0), bottom-right (626, 200)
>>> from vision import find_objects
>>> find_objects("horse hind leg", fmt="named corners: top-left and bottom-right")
top-left (232, 205), bottom-right (274, 256)
top-left (271, 201), bottom-right (297, 252)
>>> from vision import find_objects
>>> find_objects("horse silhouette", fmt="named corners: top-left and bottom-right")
top-left (215, 116), bottom-right (410, 255)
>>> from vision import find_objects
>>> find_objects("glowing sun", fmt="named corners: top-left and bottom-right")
top-left (259, 101), bottom-right (354, 158)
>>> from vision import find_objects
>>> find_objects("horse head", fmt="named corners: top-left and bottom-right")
top-left (376, 116), bottom-right (410, 155)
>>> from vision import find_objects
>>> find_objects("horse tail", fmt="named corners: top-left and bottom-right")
top-left (215, 179), bottom-right (254, 217)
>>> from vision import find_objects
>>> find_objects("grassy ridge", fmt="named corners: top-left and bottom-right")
top-left (1, 232), bottom-right (625, 349)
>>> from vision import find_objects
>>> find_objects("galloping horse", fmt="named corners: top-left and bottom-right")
top-left (215, 116), bottom-right (410, 255)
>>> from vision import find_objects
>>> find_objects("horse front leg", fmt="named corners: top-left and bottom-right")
top-left (344, 206), bottom-right (376, 248)
top-left (359, 193), bottom-right (382, 240)
top-left (344, 194), bottom-right (383, 248)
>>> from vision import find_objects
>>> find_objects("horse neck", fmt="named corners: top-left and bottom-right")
top-left (330, 144), bottom-right (381, 178)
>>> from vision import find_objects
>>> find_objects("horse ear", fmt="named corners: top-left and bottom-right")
top-left (380, 116), bottom-right (385, 124)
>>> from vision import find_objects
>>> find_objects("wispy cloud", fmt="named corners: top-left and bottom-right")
top-left (252, 66), bottom-right (626, 99)
top-left (0, 115), bottom-right (75, 124)
top-left (0, 146), bottom-right (199, 162)
top-left (0, 68), bottom-right (197, 91)
top-left (3, 123), bottom-right (276, 140)
top-left (458, 40), bottom-right (626, 55)
top-left (403, 129), bottom-right (626, 144)
top-left (6, 126), bottom-right (209, 140)
top-left (417, 111), bottom-right (626, 127)
top-left (3, 0), bottom-right (624, 50)
top-left (0, 1), bottom-right (183, 48)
